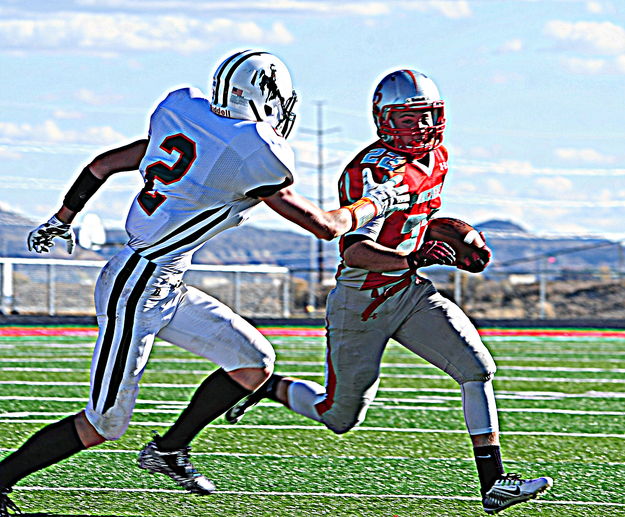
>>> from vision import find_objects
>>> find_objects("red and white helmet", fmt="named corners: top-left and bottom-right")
top-left (372, 69), bottom-right (445, 155)
top-left (211, 50), bottom-right (298, 138)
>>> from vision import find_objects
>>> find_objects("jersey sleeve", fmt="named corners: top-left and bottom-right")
top-left (146, 88), bottom-right (192, 139)
top-left (240, 123), bottom-right (295, 198)
top-left (337, 162), bottom-right (365, 207)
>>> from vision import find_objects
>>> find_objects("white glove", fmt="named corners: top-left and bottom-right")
top-left (362, 169), bottom-right (410, 215)
top-left (27, 215), bottom-right (75, 254)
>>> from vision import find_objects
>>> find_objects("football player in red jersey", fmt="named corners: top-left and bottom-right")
top-left (227, 69), bottom-right (553, 514)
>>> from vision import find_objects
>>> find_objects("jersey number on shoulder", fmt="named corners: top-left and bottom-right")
top-left (138, 133), bottom-right (197, 215)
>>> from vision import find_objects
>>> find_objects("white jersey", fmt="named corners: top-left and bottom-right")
top-left (125, 87), bottom-right (295, 274)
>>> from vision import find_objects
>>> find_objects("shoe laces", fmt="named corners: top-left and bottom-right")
top-left (172, 447), bottom-right (200, 477)
top-left (496, 473), bottom-right (523, 486)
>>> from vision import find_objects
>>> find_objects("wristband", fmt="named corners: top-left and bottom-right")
top-left (343, 198), bottom-right (378, 231)
top-left (63, 166), bottom-right (106, 212)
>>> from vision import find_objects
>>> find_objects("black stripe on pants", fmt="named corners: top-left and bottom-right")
top-left (91, 253), bottom-right (155, 413)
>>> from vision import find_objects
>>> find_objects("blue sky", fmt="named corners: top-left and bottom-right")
top-left (1, 0), bottom-right (624, 241)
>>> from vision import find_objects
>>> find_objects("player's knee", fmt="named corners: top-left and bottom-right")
top-left (96, 420), bottom-right (130, 441)
top-left (324, 416), bottom-right (359, 435)
top-left (85, 409), bottom-right (131, 441)
top-left (460, 359), bottom-right (496, 383)
top-left (321, 401), bottom-right (368, 434)
top-left (228, 366), bottom-right (273, 391)
top-left (448, 344), bottom-right (497, 384)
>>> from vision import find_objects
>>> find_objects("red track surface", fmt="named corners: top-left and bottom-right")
top-left (1, 326), bottom-right (624, 338)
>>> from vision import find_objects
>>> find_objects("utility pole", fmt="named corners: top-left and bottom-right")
top-left (299, 101), bottom-right (341, 309)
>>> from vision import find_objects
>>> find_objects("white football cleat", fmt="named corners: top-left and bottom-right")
top-left (483, 473), bottom-right (553, 514)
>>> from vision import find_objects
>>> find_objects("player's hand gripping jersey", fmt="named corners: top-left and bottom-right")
top-left (125, 87), bottom-right (294, 273)
top-left (336, 141), bottom-right (449, 290)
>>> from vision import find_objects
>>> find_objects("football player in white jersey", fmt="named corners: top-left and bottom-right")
top-left (0, 50), bottom-right (409, 514)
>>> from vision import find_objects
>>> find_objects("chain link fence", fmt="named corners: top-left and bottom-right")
top-left (0, 258), bottom-right (290, 318)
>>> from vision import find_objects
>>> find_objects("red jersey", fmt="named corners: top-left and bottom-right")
top-left (336, 141), bottom-right (449, 289)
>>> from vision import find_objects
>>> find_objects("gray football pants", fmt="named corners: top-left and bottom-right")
top-left (308, 278), bottom-right (498, 434)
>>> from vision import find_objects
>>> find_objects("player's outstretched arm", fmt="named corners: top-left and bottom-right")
top-left (27, 139), bottom-right (149, 254)
top-left (262, 175), bottom-right (409, 240)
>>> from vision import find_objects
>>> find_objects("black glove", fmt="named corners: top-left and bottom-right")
top-left (407, 240), bottom-right (456, 270)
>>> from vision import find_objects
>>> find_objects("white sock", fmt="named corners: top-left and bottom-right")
top-left (287, 379), bottom-right (326, 422)
top-left (461, 379), bottom-right (500, 435)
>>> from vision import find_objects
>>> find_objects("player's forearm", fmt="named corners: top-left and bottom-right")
top-left (343, 240), bottom-right (410, 272)
top-left (280, 205), bottom-right (352, 240)
top-left (263, 188), bottom-right (353, 240)
top-left (55, 139), bottom-right (149, 224)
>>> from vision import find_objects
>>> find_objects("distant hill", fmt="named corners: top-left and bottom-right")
top-left (0, 208), bottom-right (620, 276)
top-left (475, 219), bottom-right (621, 274)
top-left (0, 208), bottom-right (101, 260)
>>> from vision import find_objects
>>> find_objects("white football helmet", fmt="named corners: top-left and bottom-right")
top-left (372, 69), bottom-right (445, 155)
top-left (211, 50), bottom-right (298, 138)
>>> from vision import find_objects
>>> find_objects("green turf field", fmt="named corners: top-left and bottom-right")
top-left (1, 330), bottom-right (624, 516)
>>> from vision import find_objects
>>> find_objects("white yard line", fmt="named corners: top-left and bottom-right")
top-left (3, 367), bottom-right (625, 384)
top-left (0, 419), bottom-right (623, 438)
top-left (4, 390), bottom-right (625, 405)
top-left (4, 447), bottom-right (625, 466)
top-left (3, 357), bottom-right (625, 374)
top-left (10, 486), bottom-right (625, 508)
top-left (2, 404), bottom-right (624, 418)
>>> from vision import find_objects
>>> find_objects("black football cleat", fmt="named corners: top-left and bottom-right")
top-left (138, 434), bottom-right (215, 495)
top-left (483, 473), bottom-right (553, 514)
top-left (0, 487), bottom-right (21, 516)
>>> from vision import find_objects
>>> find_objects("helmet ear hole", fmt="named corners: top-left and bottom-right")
top-left (264, 105), bottom-right (273, 116)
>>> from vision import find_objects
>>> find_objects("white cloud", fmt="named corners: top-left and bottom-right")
top-left (468, 146), bottom-right (498, 160)
top-left (77, 0), bottom-right (474, 19)
top-left (77, 1), bottom-right (390, 17)
top-left (400, 0), bottom-right (471, 19)
top-left (0, 120), bottom-right (126, 145)
top-left (75, 89), bottom-right (124, 106)
top-left (554, 147), bottom-right (616, 164)
top-left (586, 1), bottom-right (605, 13)
top-left (490, 71), bottom-right (524, 84)
top-left (585, 1), bottom-right (618, 14)
top-left (53, 109), bottom-right (84, 120)
top-left (560, 56), bottom-right (607, 74)
top-left (499, 39), bottom-right (523, 53)
top-left (0, 147), bottom-right (22, 160)
top-left (560, 55), bottom-right (625, 75)
top-left (0, 13), bottom-right (295, 54)
top-left (535, 176), bottom-right (574, 193)
top-left (451, 181), bottom-right (478, 193)
top-left (485, 178), bottom-right (508, 196)
top-left (544, 20), bottom-right (625, 55)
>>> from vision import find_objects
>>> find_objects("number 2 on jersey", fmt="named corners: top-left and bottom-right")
top-left (138, 133), bottom-right (197, 215)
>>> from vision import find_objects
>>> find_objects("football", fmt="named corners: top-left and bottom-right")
top-left (424, 217), bottom-right (491, 273)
